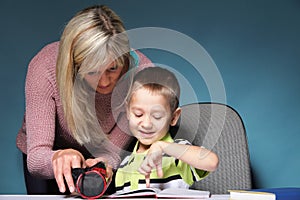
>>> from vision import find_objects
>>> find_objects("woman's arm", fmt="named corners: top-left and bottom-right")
top-left (25, 43), bottom-right (90, 193)
top-left (25, 42), bottom-right (60, 178)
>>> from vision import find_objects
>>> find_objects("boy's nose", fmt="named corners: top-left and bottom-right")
top-left (141, 116), bottom-right (153, 129)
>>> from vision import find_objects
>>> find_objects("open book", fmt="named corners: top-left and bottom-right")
top-left (105, 188), bottom-right (210, 199)
top-left (229, 190), bottom-right (276, 200)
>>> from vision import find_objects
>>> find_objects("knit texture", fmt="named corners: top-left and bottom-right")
top-left (16, 41), bottom-right (152, 179)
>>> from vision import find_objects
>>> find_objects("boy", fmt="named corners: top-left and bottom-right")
top-left (115, 67), bottom-right (219, 192)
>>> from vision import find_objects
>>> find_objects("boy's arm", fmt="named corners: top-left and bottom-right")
top-left (138, 141), bottom-right (219, 180)
top-left (157, 141), bottom-right (219, 172)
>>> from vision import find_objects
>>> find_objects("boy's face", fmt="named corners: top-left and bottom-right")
top-left (127, 88), bottom-right (180, 151)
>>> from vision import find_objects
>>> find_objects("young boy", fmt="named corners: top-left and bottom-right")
top-left (115, 67), bottom-right (219, 192)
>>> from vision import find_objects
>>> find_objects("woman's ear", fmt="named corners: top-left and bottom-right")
top-left (170, 107), bottom-right (181, 126)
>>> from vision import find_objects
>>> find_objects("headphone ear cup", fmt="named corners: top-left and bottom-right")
top-left (77, 171), bottom-right (107, 198)
top-left (71, 168), bottom-right (85, 183)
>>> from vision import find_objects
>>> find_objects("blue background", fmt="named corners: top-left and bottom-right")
top-left (0, 0), bottom-right (299, 194)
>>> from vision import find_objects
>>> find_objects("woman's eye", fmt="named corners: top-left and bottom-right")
top-left (108, 66), bottom-right (118, 72)
top-left (87, 71), bottom-right (98, 76)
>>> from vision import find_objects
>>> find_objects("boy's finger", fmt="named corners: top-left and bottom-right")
top-left (156, 165), bottom-right (163, 178)
top-left (145, 174), bottom-right (150, 188)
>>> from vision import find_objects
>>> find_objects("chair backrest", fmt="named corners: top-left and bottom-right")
top-left (170, 102), bottom-right (252, 194)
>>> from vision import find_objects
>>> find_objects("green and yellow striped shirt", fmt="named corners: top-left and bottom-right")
top-left (115, 133), bottom-right (209, 192)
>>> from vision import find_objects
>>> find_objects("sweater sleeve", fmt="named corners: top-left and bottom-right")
top-left (25, 42), bottom-right (59, 179)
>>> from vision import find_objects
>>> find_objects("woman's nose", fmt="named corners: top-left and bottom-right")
top-left (98, 73), bottom-right (110, 87)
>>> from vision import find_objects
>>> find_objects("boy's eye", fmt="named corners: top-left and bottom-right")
top-left (153, 115), bottom-right (162, 120)
top-left (133, 112), bottom-right (143, 118)
top-left (152, 111), bottom-right (164, 120)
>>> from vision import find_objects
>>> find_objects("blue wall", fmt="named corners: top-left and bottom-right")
top-left (0, 0), bottom-right (299, 194)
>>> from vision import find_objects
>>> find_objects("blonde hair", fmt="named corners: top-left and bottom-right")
top-left (127, 67), bottom-right (180, 113)
top-left (56, 5), bottom-right (132, 144)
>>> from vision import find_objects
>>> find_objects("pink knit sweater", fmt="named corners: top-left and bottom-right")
top-left (16, 41), bottom-right (152, 179)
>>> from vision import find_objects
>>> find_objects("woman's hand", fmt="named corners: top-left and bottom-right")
top-left (85, 157), bottom-right (114, 186)
top-left (52, 149), bottom-right (85, 193)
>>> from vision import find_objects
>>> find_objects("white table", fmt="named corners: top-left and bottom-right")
top-left (0, 194), bottom-right (230, 199)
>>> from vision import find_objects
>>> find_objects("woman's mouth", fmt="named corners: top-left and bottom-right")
top-left (97, 85), bottom-right (109, 89)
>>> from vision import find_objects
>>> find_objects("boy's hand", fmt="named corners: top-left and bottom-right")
top-left (138, 142), bottom-right (165, 187)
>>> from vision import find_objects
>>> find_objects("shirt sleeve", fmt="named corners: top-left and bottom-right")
top-left (25, 43), bottom-right (58, 178)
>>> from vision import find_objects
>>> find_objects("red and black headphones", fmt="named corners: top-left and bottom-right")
top-left (72, 161), bottom-right (108, 199)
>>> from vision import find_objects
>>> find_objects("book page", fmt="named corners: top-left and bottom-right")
top-left (105, 188), bottom-right (160, 198)
top-left (106, 188), bottom-right (210, 199)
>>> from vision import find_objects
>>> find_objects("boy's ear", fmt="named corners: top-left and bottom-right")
top-left (170, 107), bottom-right (181, 126)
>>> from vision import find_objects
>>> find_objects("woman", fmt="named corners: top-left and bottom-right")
top-left (16, 5), bottom-right (152, 194)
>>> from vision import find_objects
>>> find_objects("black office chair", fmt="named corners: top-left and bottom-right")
top-left (170, 102), bottom-right (252, 194)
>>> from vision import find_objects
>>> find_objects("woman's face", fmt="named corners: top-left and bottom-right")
top-left (84, 62), bottom-right (124, 94)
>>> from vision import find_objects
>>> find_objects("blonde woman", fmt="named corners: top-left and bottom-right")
top-left (16, 5), bottom-right (152, 195)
